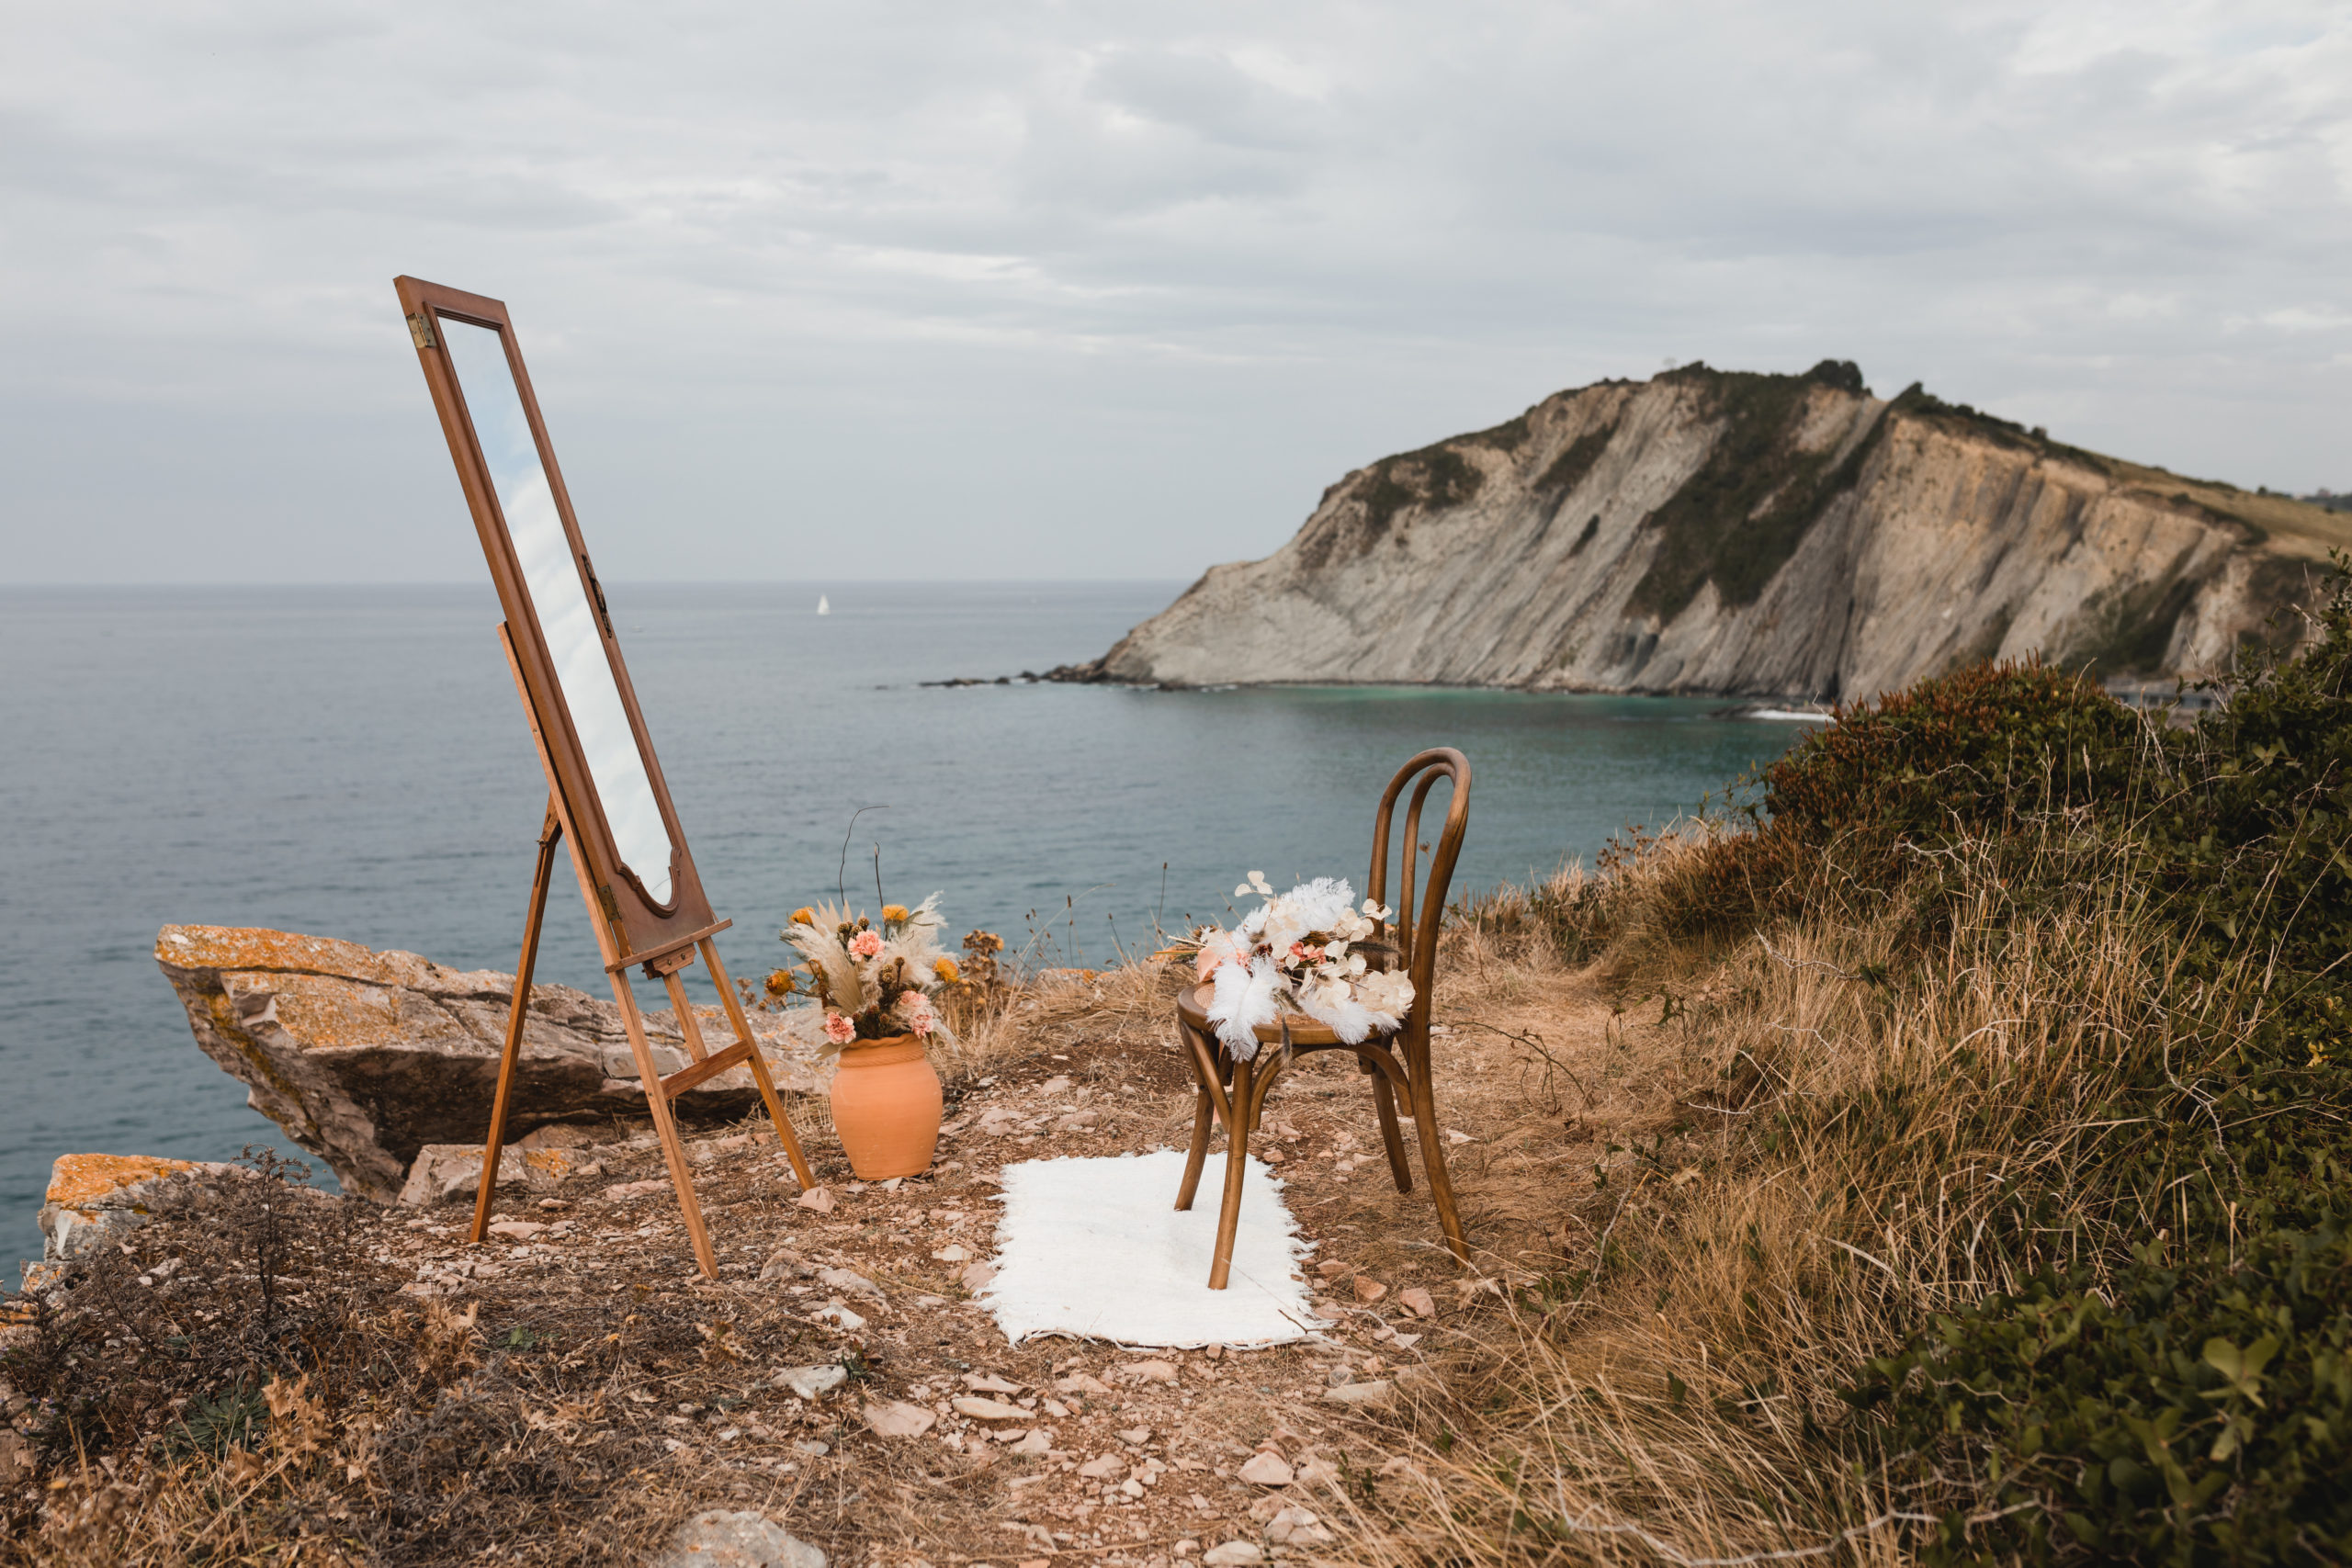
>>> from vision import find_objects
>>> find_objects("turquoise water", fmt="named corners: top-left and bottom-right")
top-left (0, 582), bottom-right (1809, 1274)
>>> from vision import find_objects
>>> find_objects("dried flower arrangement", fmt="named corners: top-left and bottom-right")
top-left (1182, 872), bottom-right (1416, 1058)
top-left (772, 895), bottom-right (958, 1055)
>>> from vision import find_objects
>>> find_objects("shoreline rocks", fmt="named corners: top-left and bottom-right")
top-left (156, 925), bottom-right (827, 1203)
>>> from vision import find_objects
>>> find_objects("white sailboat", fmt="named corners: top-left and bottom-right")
top-left (816, 593), bottom-right (830, 615)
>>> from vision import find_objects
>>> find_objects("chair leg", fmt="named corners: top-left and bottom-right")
top-left (1368, 1056), bottom-right (1414, 1194)
top-left (1176, 1083), bottom-right (1215, 1212)
top-left (1209, 1055), bottom-right (1255, 1290)
top-left (1408, 1062), bottom-right (1471, 1265)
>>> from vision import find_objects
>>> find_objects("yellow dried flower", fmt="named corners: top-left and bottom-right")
top-left (933, 955), bottom-right (961, 984)
top-left (788, 907), bottom-right (816, 926)
top-left (763, 968), bottom-right (797, 998)
top-left (882, 904), bottom-right (910, 924)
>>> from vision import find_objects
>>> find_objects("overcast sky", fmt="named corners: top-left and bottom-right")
top-left (6, 1), bottom-right (2347, 584)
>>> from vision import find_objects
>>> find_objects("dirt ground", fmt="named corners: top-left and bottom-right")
top-left (44, 959), bottom-right (1638, 1566)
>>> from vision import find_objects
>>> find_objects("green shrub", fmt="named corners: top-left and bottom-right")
top-left (1813, 567), bottom-right (2352, 1564)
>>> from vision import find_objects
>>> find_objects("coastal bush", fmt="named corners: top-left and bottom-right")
top-left (1, 1146), bottom-right (678, 1564)
top-left (1397, 570), bottom-right (2352, 1565)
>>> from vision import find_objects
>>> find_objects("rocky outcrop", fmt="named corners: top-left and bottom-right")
top-left (156, 926), bottom-right (825, 1204)
top-left (37, 1153), bottom-right (234, 1261)
top-left (1067, 362), bottom-right (2350, 702)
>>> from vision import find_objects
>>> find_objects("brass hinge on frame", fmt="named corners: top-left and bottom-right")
top-left (406, 311), bottom-right (438, 349)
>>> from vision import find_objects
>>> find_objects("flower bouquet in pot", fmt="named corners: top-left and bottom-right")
top-left (778, 895), bottom-right (957, 1179)
top-left (1185, 872), bottom-right (1416, 1059)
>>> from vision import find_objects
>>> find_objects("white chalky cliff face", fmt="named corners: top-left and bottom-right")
top-left (1069, 363), bottom-right (2349, 703)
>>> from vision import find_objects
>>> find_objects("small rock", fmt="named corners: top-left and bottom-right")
top-left (649, 1507), bottom-right (826, 1568)
top-left (952, 1396), bottom-right (1029, 1422)
top-left (1237, 1451), bottom-right (1294, 1486)
top-left (485, 1219), bottom-right (547, 1241)
top-left (774, 1364), bottom-right (848, 1401)
top-left (793, 1439), bottom-right (831, 1458)
top-left (1117, 1426), bottom-right (1152, 1445)
top-left (796, 1186), bottom-right (837, 1213)
top-left (1202, 1543), bottom-right (1263, 1566)
top-left (1119, 1477), bottom-right (1146, 1498)
top-left (932, 1243), bottom-right (972, 1262)
top-left (604, 1177), bottom-right (670, 1201)
top-left (960, 1261), bottom-right (998, 1292)
top-left (1078, 1454), bottom-right (1128, 1479)
top-left (1377, 1455), bottom-right (1415, 1476)
top-left (1397, 1286), bottom-right (1436, 1318)
top-left (1057, 1371), bottom-right (1113, 1395)
top-left (1038, 1076), bottom-right (1072, 1094)
top-left (817, 1267), bottom-right (883, 1301)
top-left (514, 1123), bottom-right (595, 1150)
top-left (1009, 1428), bottom-right (1052, 1455)
top-left (963, 1373), bottom-right (1023, 1393)
top-left (760, 1248), bottom-right (814, 1281)
top-left (1445, 1129), bottom-right (1473, 1145)
top-left (401, 1145), bottom-right (527, 1207)
top-left (1313, 1260), bottom-right (1351, 1279)
top-left (1056, 1111), bottom-right (1099, 1133)
top-left (1351, 1276), bottom-right (1388, 1303)
top-left (1294, 1456), bottom-right (1340, 1487)
top-left (1264, 1506), bottom-right (1332, 1546)
top-left (865, 1401), bottom-right (937, 1438)
top-left (812, 1301), bottom-right (865, 1332)
top-left (1115, 1359), bottom-right (1179, 1384)
top-left (1322, 1379), bottom-right (1395, 1407)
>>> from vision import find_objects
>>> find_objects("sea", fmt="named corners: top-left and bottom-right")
top-left (0, 582), bottom-right (1813, 1276)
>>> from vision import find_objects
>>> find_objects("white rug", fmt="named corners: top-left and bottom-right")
top-left (980, 1149), bottom-right (1325, 1348)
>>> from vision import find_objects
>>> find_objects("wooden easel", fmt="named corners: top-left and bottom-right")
top-left (468, 624), bottom-right (816, 1277)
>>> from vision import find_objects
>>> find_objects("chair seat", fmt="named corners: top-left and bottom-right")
top-left (1175, 982), bottom-right (1356, 1049)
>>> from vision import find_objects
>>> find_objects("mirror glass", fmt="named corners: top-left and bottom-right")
top-left (440, 318), bottom-right (675, 905)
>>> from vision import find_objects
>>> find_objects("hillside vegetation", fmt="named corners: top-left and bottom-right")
top-left (1346, 566), bottom-right (2352, 1564)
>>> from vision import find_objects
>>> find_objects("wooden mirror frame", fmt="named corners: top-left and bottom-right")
top-left (393, 275), bottom-right (718, 970)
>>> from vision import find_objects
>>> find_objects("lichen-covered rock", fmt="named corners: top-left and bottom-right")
top-left (1064, 363), bottom-right (2350, 702)
top-left (156, 925), bottom-right (827, 1203)
top-left (37, 1153), bottom-right (234, 1259)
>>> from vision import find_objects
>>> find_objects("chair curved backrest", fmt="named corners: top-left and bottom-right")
top-left (1365, 749), bottom-right (1471, 1066)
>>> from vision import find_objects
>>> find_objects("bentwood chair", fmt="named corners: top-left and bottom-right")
top-left (1174, 749), bottom-right (1472, 1290)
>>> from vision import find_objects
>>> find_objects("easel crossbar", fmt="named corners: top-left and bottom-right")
top-left (660, 1038), bottom-right (756, 1099)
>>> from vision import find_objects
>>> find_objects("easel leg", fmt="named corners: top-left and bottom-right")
top-left (470, 802), bottom-right (562, 1246)
top-left (700, 940), bottom-right (817, 1190)
top-left (612, 975), bottom-right (719, 1278)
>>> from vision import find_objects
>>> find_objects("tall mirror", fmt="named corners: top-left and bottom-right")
top-left (438, 320), bottom-right (676, 906)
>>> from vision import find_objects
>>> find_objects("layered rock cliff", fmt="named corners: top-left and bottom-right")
top-left (1068, 362), bottom-right (2350, 701)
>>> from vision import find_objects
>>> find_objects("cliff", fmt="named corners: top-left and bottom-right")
top-left (1067, 362), bottom-right (2350, 701)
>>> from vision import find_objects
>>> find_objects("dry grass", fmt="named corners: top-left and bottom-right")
top-left (1320, 829), bottom-right (2199, 1566)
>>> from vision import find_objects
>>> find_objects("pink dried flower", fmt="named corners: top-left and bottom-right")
top-left (849, 930), bottom-right (884, 959)
top-left (821, 1011), bottom-right (855, 1044)
top-left (896, 990), bottom-right (937, 1037)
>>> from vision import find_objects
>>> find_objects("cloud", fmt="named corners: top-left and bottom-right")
top-left (3, 0), bottom-right (2348, 583)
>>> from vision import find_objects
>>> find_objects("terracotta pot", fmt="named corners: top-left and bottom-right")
top-left (829, 1034), bottom-right (943, 1179)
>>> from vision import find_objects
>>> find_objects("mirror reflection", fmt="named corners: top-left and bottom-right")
top-left (440, 318), bottom-right (675, 906)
